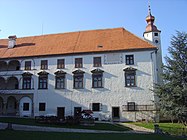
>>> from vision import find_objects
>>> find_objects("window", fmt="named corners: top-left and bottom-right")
top-left (125, 72), bottom-right (135, 87)
top-left (22, 77), bottom-right (31, 89)
top-left (124, 67), bottom-right (136, 87)
top-left (91, 69), bottom-right (104, 88)
top-left (23, 103), bottom-right (29, 111)
top-left (75, 58), bottom-right (83, 68)
top-left (92, 103), bottom-right (100, 111)
top-left (39, 103), bottom-right (46, 111)
top-left (56, 76), bottom-right (65, 89)
top-left (93, 57), bottom-right (102, 67)
top-left (73, 70), bottom-right (85, 89)
top-left (55, 70), bottom-right (66, 89)
top-left (41, 60), bottom-right (48, 70)
top-left (74, 75), bottom-right (83, 89)
top-left (25, 61), bottom-right (31, 70)
top-left (38, 72), bottom-right (48, 89)
top-left (154, 33), bottom-right (158, 36)
top-left (127, 102), bottom-right (135, 111)
top-left (57, 59), bottom-right (65, 69)
top-left (92, 74), bottom-right (103, 88)
top-left (126, 55), bottom-right (134, 65)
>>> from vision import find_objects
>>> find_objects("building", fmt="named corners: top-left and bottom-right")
top-left (0, 7), bottom-right (162, 121)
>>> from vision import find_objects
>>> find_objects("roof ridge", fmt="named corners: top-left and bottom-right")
top-left (0, 27), bottom-right (124, 40)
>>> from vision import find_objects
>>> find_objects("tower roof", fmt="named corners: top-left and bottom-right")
top-left (144, 4), bottom-right (160, 33)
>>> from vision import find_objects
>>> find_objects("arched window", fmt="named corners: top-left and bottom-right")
top-left (8, 60), bottom-right (20, 71)
top-left (7, 77), bottom-right (19, 89)
top-left (0, 77), bottom-right (6, 90)
top-left (0, 61), bottom-right (8, 71)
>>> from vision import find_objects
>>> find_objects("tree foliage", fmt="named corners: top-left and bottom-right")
top-left (154, 31), bottom-right (187, 123)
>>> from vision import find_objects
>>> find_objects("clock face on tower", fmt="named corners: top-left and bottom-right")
top-left (155, 39), bottom-right (159, 44)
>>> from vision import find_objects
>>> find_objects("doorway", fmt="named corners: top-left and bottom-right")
top-left (57, 107), bottom-right (65, 119)
top-left (7, 96), bottom-right (17, 115)
top-left (112, 107), bottom-right (120, 119)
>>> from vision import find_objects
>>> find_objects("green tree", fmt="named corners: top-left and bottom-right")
top-left (154, 31), bottom-right (187, 123)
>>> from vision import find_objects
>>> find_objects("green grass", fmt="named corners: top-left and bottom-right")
top-left (0, 117), bottom-right (130, 131)
top-left (129, 122), bottom-right (187, 136)
top-left (0, 130), bottom-right (184, 140)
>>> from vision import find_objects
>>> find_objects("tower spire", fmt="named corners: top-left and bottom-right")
top-left (144, 2), bottom-right (160, 33)
top-left (148, 1), bottom-right (151, 16)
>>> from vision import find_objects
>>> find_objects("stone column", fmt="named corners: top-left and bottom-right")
top-left (3, 102), bottom-right (7, 115)
top-left (16, 100), bottom-right (19, 116)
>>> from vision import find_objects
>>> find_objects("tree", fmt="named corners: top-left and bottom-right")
top-left (154, 31), bottom-right (187, 123)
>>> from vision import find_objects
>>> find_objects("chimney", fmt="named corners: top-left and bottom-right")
top-left (8, 35), bottom-right (17, 48)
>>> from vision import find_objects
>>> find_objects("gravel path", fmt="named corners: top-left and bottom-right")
top-left (120, 123), bottom-right (154, 133)
top-left (0, 122), bottom-right (153, 134)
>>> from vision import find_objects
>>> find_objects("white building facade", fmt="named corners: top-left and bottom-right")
top-left (0, 9), bottom-right (162, 122)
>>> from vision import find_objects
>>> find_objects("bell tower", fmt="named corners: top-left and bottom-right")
top-left (143, 4), bottom-right (162, 84)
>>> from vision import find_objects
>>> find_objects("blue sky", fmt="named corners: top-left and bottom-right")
top-left (0, 0), bottom-right (187, 59)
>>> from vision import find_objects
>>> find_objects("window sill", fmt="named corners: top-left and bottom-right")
top-left (92, 87), bottom-right (103, 88)
top-left (73, 88), bottom-right (84, 89)
top-left (55, 88), bottom-right (66, 90)
top-left (125, 85), bottom-right (137, 88)
top-left (22, 89), bottom-right (34, 90)
top-left (38, 88), bottom-right (48, 90)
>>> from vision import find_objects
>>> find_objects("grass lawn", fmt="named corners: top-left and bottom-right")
top-left (0, 130), bottom-right (184, 140)
top-left (129, 122), bottom-right (186, 136)
top-left (0, 117), bottom-right (130, 131)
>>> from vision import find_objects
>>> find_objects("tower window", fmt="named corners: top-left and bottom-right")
top-left (154, 33), bottom-right (158, 36)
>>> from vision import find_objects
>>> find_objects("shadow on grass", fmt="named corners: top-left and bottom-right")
top-left (0, 117), bottom-right (131, 131)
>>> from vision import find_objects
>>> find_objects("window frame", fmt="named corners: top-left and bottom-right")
top-left (92, 74), bottom-right (103, 88)
top-left (57, 59), bottom-right (65, 69)
top-left (125, 71), bottom-right (136, 87)
top-left (38, 75), bottom-right (48, 89)
top-left (92, 103), bottom-right (100, 112)
top-left (55, 75), bottom-right (65, 89)
top-left (25, 61), bottom-right (31, 70)
top-left (22, 76), bottom-right (32, 89)
top-left (93, 57), bottom-right (102, 67)
top-left (73, 74), bottom-right (84, 89)
top-left (41, 60), bottom-right (48, 70)
top-left (126, 55), bottom-right (134, 65)
top-left (23, 103), bottom-right (29, 111)
top-left (75, 58), bottom-right (83, 68)
top-left (127, 102), bottom-right (135, 111)
top-left (39, 103), bottom-right (46, 111)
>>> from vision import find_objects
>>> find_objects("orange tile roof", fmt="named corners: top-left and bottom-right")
top-left (0, 27), bottom-right (156, 59)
